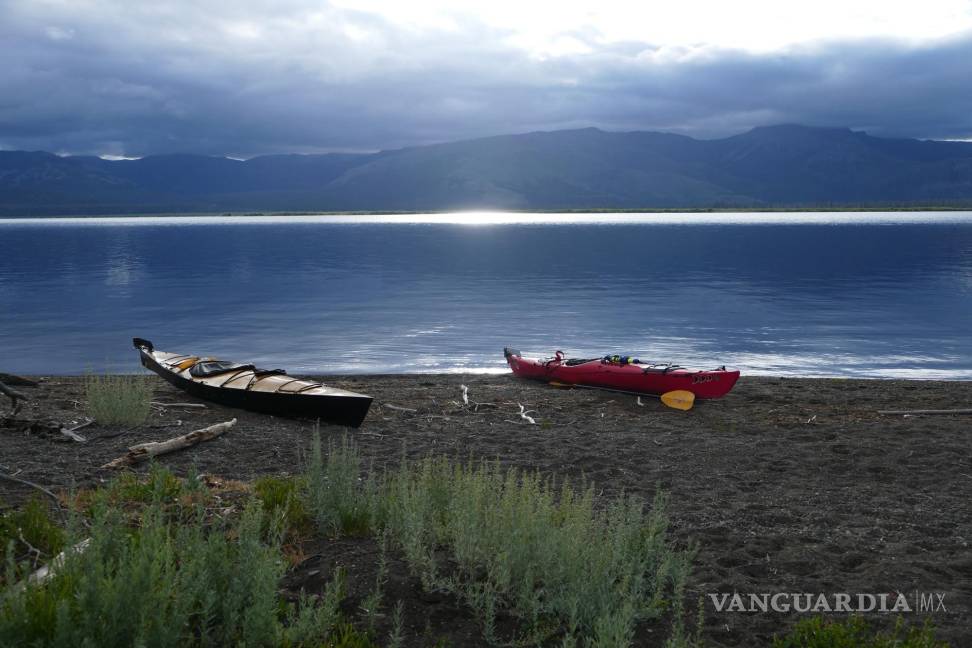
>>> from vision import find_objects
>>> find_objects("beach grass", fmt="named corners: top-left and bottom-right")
top-left (306, 432), bottom-right (699, 647)
top-left (84, 373), bottom-right (153, 426)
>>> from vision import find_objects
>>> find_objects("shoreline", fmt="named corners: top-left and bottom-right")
top-left (3, 374), bottom-right (970, 646)
top-left (2, 206), bottom-right (972, 219)
top-left (9, 370), bottom-right (972, 379)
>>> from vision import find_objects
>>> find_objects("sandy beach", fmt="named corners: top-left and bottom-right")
top-left (2, 374), bottom-right (970, 646)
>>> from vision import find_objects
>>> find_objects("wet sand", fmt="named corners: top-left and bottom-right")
top-left (2, 374), bottom-right (970, 646)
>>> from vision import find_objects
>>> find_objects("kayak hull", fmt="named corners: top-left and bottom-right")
top-left (504, 348), bottom-right (739, 399)
top-left (135, 339), bottom-right (373, 427)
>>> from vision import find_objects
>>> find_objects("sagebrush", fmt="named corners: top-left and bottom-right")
top-left (84, 373), bottom-right (154, 426)
top-left (306, 433), bottom-right (698, 647)
top-left (773, 615), bottom-right (950, 648)
top-left (0, 469), bottom-right (344, 647)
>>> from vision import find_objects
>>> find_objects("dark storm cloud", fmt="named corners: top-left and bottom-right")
top-left (2, 2), bottom-right (971, 157)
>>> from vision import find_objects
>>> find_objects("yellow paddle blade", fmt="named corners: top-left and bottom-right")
top-left (660, 390), bottom-right (695, 411)
top-left (548, 381), bottom-right (575, 389)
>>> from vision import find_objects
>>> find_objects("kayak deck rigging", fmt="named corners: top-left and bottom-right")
top-left (133, 338), bottom-right (372, 427)
top-left (504, 347), bottom-right (739, 399)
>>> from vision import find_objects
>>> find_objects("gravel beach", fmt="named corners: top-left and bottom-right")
top-left (2, 374), bottom-right (970, 646)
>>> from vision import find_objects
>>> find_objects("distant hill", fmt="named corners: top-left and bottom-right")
top-left (2, 125), bottom-right (972, 215)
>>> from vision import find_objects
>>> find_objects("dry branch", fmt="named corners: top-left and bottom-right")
top-left (101, 418), bottom-right (237, 469)
top-left (60, 428), bottom-right (87, 443)
top-left (151, 401), bottom-right (207, 409)
top-left (1, 415), bottom-right (89, 442)
top-left (878, 408), bottom-right (972, 415)
top-left (0, 379), bottom-right (29, 414)
top-left (517, 404), bottom-right (537, 425)
top-left (382, 403), bottom-right (417, 413)
top-left (2, 417), bottom-right (61, 437)
top-left (0, 472), bottom-right (61, 503)
top-left (14, 539), bottom-right (91, 593)
top-left (66, 419), bottom-right (94, 433)
top-left (0, 372), bottom-right (38, 387)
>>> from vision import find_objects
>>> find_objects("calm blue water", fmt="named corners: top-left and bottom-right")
top-left (1, 212), bottom-right (971, 378)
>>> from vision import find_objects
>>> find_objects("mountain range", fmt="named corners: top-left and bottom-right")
top-left (2, 124), bottom-right (972, 215)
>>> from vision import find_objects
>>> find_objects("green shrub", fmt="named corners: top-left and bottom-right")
top-left (84, 373), bottom-right (154, 426)
top-left (322, 621), bottom-right (381, 648)
top-left (306, 434), bottom-right (693, 647)
top-left (1, 478), bottom-right (343, 647)
top-left (105, 463), bottom-right (189, 504)
top-left (0, 497), bottom-right (65, 583)
top-left (307, 434), bottom-right (374, 536)
top-left (773, 615), bottom-right (950, 648)
top-left (254, 474), bottom-right (314, 540)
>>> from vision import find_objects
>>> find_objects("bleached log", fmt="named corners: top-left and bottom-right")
top-left (15, 539), bottom-right (91, 593)
top-left (101, 418), bottom-right (236, 468)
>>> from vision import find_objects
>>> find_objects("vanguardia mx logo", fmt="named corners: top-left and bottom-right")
top-left (707, 591), bottom-right (948, 614)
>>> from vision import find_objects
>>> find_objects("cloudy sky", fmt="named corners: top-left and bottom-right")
top-left (2, 0), bottom-right (972, 157)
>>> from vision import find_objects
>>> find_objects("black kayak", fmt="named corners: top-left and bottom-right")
top-left (134, 338), bottom-right (372, 427)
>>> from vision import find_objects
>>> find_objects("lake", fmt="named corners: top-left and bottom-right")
top-left (1, 212), bottom-right (971, 378)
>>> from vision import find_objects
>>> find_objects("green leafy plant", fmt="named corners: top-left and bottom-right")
top-left (1, 475), bottom-right (344, 647)
top-left (105, 463), bottom-right (188, 503)
top-left (773, 615), bottom-right (950, 648)
top-left (254, 474), bottom-right (313, 539)
top-left (0, 497), bottom-right (65, 583)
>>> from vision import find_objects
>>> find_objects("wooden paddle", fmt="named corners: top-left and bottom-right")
top-left (549, 381), bottom-right (696, 411)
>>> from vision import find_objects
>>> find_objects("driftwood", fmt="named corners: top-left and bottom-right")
top-left (878, 408), bottom-right (972, 415)
top-left (14, 539), bottom-right (90, 593)
top-left (0, 372), bottom-right (38, 387)
top-left (60, 427), bottom-right (88, 443)
top-left (2, 416), bottom-right (62, 437)
top-left (382, 403), bottom-right (417, 413)
top-left (1, 416), bottom-right (87, 442)
top-left (0, 472), bottom-right (61, 503)
top-left (151, 401), bottom-right (207, 409)
top-left (61, 419), bottom-right (93, 443)
top-left (517, 403), bottom-right (537, 425)
top-left (0, 380), bottom-right (29, 415)
top-left (101, 418), bottom-right (237, 468)
top-left (0, 381), bottom-right (29, 401)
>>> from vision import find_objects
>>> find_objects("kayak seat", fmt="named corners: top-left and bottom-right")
top-left (175, 356), bottom-right (201, 371)
top-left (190, 360), bottom-right (256, 378)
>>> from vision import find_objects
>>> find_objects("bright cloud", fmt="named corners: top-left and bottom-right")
top-left (1, 1), bottom-right (971, 156)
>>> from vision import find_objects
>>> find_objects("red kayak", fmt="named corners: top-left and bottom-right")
top-left (504, 348), bottom-right (740, 399)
